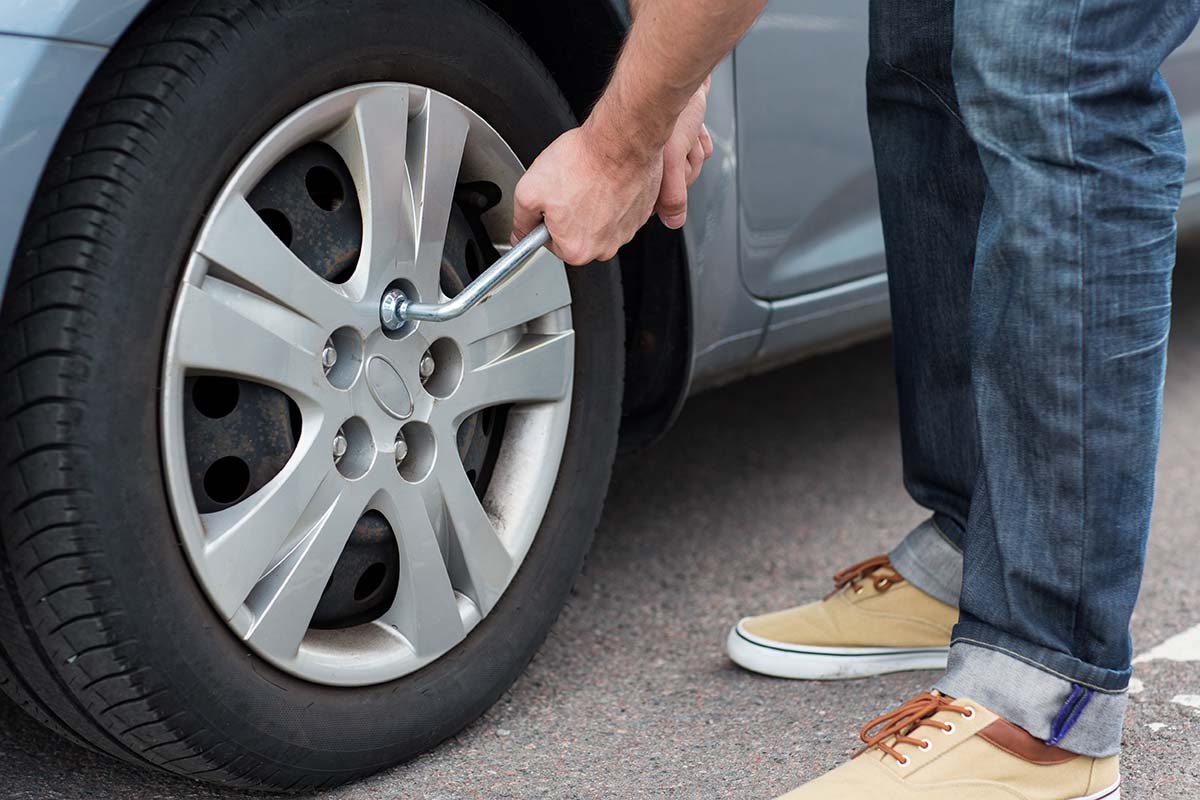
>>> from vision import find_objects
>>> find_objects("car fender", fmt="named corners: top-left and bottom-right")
top-left (0, 1), bottom-right (154, 297)
top-left (0, 0), bottom-right (151, 45)
top-left (0, 35), bottom-right (111, 296)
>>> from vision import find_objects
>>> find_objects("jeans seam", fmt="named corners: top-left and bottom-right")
top-left (951, 636), bottom-right (1125, 694)
top-left (1065, 0), bottom-right (1089, 659)
top-left (884, 61), bottom-right (967, 127)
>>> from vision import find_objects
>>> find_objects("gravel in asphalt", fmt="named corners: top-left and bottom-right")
top-left (1, 244), bottom-right (1198, 799)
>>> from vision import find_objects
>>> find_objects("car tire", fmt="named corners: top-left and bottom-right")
top-left (0, 0), bottom-right (622, 791)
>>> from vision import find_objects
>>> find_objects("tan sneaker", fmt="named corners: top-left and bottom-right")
top-left (775, 693), bottom-right (1120, 799)
top-left (726, 555), bottom-right (956, 679)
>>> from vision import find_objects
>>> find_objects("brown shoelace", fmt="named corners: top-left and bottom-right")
top-left (855, 692), bottom-right (974, 765)
top-left (830, 555), bottom-right (905, 596)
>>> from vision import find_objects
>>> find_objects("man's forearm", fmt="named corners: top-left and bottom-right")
top-left (588, 0), bottom-right (765, 163)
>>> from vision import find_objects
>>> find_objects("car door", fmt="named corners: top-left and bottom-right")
top-left (734, 0), bottom-right (883, 301)
top-left (1163, 25), bottom-right (1200, 221)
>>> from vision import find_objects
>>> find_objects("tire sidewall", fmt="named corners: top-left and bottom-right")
top-left (64, 0), bottom-right (621, 775)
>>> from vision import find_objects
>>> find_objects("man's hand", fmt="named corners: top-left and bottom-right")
top-left (512, 82), bottom-right (713, 265)
top-left (510, 0), bottom-right (765, 265)
top-left (656, 77), bottom-right (713, 229)
top-left (512, 127), bottom-right (663, 266)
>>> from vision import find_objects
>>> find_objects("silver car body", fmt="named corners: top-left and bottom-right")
top-left (3, 1), bottom-right (1200, 403)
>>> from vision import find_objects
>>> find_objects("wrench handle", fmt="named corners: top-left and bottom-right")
top-left (398, 224), bottom-right (552, 324)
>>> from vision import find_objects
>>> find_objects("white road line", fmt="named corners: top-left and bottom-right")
top-left (1133, 622), bottom-right (1200, 664)
top-left (1170, 694), bottom-right (1200, 711)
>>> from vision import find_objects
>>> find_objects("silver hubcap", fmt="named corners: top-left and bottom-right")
top-left (160, 83), bottom-right (574, 686)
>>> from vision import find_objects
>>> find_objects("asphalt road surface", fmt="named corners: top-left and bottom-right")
top-left (3, 244), bottom-right (1199, 799)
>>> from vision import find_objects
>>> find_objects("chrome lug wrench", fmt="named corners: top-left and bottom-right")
top-left (379, 224), bottom-right (551, 330)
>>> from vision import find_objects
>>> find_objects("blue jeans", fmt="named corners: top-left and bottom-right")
top-left (867, 0), bottom-right (1200, 756)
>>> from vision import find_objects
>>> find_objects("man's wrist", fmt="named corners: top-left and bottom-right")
top-left (582, 90), bottom-right (672, 169)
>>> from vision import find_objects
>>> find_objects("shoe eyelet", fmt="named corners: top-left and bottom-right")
top-left (919, 739), bottom-right (932, 751)
top-left (897, 756), bottom-right (910, 768)
top-left (941, 722), bottom-right (956, 736)
top-left (962, 707), bottom-right (976, 719)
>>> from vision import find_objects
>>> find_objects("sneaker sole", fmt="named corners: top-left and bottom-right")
top-left (1069, 782), bottom-right (1120, 800)
top-left (726, 621), bottom-right (949, 680)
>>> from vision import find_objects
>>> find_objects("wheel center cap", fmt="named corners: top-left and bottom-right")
top-left (364, 355), bottom-right (414, 419)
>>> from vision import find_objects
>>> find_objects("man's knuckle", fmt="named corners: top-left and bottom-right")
top-left (514, 182), bottom-right (536, 206)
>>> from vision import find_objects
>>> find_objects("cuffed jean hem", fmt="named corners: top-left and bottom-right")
top-left (889, 517), bottom-right (963, 608)
top-left (951, 619), bottom-right (1132, 692)
top-left (936, 641), bottom-right (1128, 757)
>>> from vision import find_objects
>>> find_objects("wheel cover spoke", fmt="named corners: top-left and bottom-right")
top-left (196, 194), bottom-right (348, 326)
top-left (373, 487), bottom-right (466, 657)
top-left (327, 86), bottom-right (472, 304)
top-left (242, 474), bottom-right (373, 660)
top-left (424, 457), bottom-right (514, 615)
top-left (197, 418), bottom-right (337, 619)
top-left (327, 86), bottom-right (417, 301)
top-left (170, 280), bottom-right (328, 406)
top-left (409, 92), bottom-right (473, 289)
top-left (442, 331), bottom-right (574, 427)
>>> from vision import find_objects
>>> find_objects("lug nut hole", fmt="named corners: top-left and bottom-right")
top-left (192, 376), bottom-right (240, 419)
top-left (423, 338), bottom-right (463, 399)
top-left (334, 417), bottom-right (375, 479)
top-left (325, 326), bottom-right (364, 389)
top-left (354, 563), bottom-right (388, 602)
top-left (256, 208), bottom-right (294, 247)
top-left (397, 421), bottom-right (436, 483)
top-left (305, 165), bottom-right (345, 212)
top-left (204, 456), bottom-right (251, 504)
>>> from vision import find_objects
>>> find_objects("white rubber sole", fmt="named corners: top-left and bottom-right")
top-left (1070, 782), bottom-right (1120, 800)
top-left (726, 621), bottom-right (950, 680)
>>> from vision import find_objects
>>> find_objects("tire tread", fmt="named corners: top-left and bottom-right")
top-left (0, 0), bottom-right (282, 785)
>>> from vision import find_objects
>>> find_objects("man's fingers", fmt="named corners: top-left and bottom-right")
top-left (686, 141), bottom-right (706, 186)
top-left (656, 193), bottom-right (688, 229)
top-left (511, 174), bottom-right (544, 247)
top-left (656, 204), bottom-right (687, 230)
top-left (547, 239), bottom-right (598, 267)
top-left (545, 242), bottom-right (573, 265)
top-left (700, 124), bottom-right (714, 160)
top-left (657, 149), bottom-right (689, 230)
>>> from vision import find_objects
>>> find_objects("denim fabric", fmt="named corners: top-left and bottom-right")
top-left (867, 0), bottom-right (1199, 754)
top-left (890, 517), bottom-right (964, 607)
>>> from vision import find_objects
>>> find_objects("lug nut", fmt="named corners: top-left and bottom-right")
top-left (321, 342), bottom-right (338, 371)
top-left (380, 287), bottom-right (407, 332)
top-left (419, 353), bottom-right (436, 381)
top-left (394, 432), bottom-right (409, 467)
top-left (332, 430), bottom-right (348, 462)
